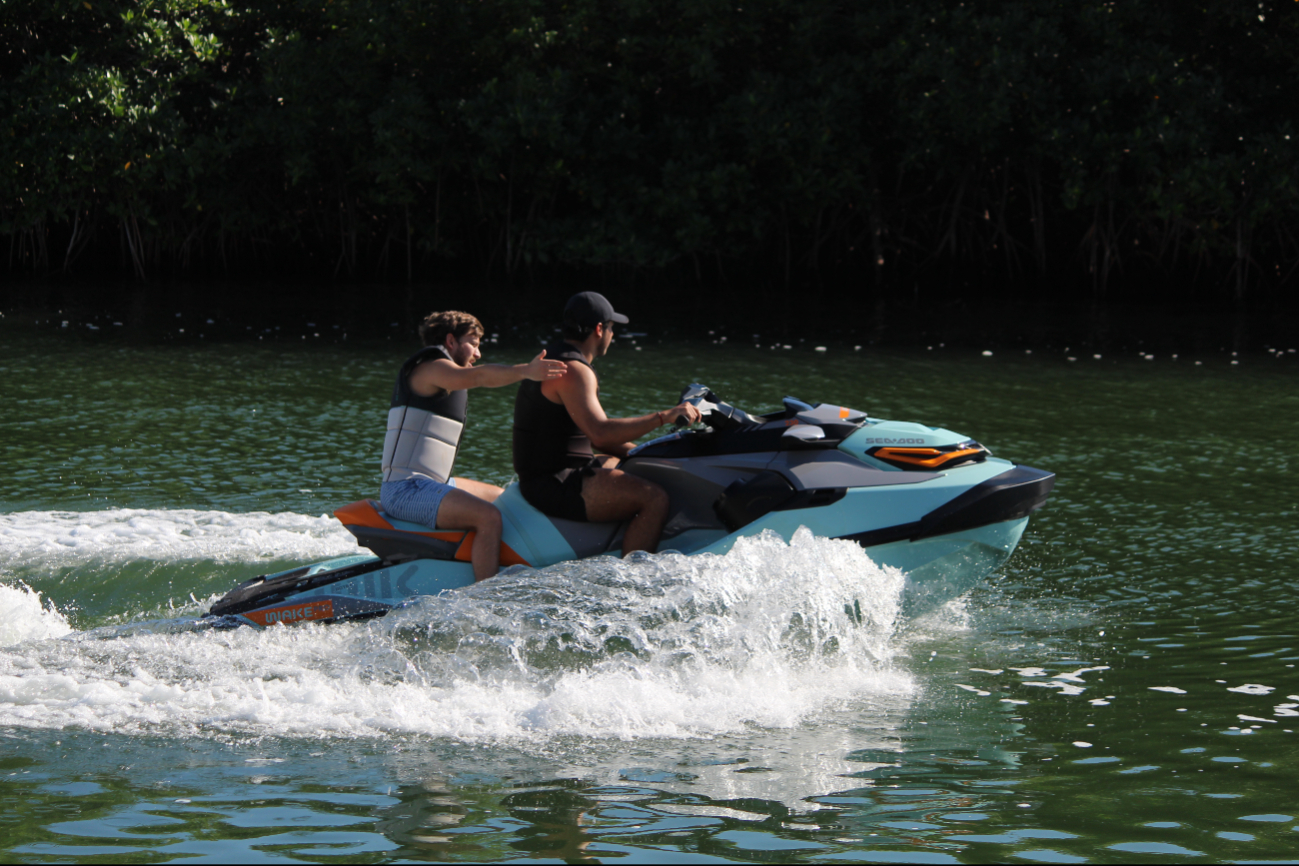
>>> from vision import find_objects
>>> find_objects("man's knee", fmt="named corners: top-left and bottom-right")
top-left (477, 504), bottom-right (503, 535)
top-left (640, 481), bottom-right (669, 516)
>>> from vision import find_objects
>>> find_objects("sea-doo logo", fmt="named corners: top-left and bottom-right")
top-left (863, 437), bottom-right (928, 445)
top-left (246, 599), bottom-right (333, 627)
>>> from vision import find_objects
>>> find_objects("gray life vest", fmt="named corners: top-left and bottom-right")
top-left (381, 345), bottom-right (468, 485)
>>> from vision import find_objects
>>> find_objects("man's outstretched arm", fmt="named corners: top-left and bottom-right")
top-left (412, 351), bottom-right (566, 395)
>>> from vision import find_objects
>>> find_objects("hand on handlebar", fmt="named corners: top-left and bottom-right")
top-left (664, 402), bottom-right (703, 427)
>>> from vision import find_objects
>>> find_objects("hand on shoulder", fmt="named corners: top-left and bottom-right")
top-left (525, 350), bottom-right (568, 382)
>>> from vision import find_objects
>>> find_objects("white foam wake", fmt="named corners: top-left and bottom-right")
top-left (0, 508), bottom-right (357, 568)
top-left (0, 584), bottom-right (72, 647)
top-left (0, 528), bottom-right (913, 742)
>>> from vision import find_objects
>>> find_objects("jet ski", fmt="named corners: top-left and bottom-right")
top-left (208, 385), bottom-right (1054, 627)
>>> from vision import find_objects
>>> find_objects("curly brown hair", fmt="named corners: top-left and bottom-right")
top-left (419, 310), bottom-right (484, 348)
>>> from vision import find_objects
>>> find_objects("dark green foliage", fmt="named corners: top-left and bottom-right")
top-left (2, 0), bottom-right (1296, 305)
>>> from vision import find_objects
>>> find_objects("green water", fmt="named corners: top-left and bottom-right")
top-left (2, 318), bottom-right (1297, 863)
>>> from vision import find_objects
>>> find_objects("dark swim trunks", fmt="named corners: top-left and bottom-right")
top-left (518, 459), bottom-right (599, 522)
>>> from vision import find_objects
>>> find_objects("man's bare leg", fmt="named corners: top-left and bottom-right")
top-left (451, 477), bottom-right (504, 503)
top-left (580, 469), bottom-right (669, 555)
top-left (435, 488), bottom-right (504, 581)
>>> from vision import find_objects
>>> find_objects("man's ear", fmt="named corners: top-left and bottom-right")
top-left (443, 333), bottom-right (458, 351)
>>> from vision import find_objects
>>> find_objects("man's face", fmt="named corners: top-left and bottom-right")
top-left (446, 332), bottom-right (482, 367)
top-left (595, 321), bottom-right (615, 358)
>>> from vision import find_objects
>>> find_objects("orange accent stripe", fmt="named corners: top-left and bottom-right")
top-left (454, 532), bottom-right (475, 562)
top-left (500, 543), bottom-right (528, 567)
top-left (839, 407), bottom-right (850, 419)
top-left (334, 501), bottom-right (530, 567)
top-left (333, 500), bottom-right (393, 531)
top-left (453, 532), bottom-right (530, 567)
top-left (334, 501), bottom-right (468, 542)
top-left (246, 598), bottom-right (334, 627)
top-left (875, 447), bottom-right (984, 468)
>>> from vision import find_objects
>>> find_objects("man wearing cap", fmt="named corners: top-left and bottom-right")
top-left (512, 292), bottom-right (701, 555)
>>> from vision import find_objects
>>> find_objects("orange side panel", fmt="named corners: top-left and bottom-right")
top-left (452, 533), bottom-right (531, 567)
top-left (500, 543), bottom-right (529, 567)
top-left (454, 532), bottom-right (476, 562)
top-left (333, 500), bottom-right (393, 531)
top-left (336, 501), bottom-right (530, 567)
top-left (334, 501), bottom-right (468, 542)
top-left (246, 598), bottom-right (334, 627)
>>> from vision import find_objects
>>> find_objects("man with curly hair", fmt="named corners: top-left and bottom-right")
top-left (381, 311), bottom-right (567, 580)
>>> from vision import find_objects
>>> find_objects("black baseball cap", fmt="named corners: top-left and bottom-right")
top-left (564, 292), bottom-right (629, 328)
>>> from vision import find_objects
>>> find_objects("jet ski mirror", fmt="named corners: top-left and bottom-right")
top-left (680, 383), bottom-right (717, 403)
top-left (782, 396), bottom-right (815, 416)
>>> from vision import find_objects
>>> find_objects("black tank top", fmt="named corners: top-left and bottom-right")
top-left (512, 341), bottom-right (595, 479)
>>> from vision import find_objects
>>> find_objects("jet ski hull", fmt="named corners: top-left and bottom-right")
top-left (207, 388), bottom-right (1055, 628)
top-left (208, 514), bottom-right (1033, 628)
top-left (209, 472), bottom-right (1050, 628)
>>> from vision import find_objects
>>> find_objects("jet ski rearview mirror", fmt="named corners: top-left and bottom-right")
top-left (679, 383), bottom-right (716, 403)
top-left (782, 396), bottom-right (815, 416)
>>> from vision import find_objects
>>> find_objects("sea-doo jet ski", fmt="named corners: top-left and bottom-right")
top-left (208, 385), bottom-right (1054, 627)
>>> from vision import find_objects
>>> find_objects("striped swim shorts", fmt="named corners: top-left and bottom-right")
top-left (379, 476), bottom-right (457, 528)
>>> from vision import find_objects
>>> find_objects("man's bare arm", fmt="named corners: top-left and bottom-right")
top-left (552, 364), bottom-right (700, 454)
top-left (411, 351), bottom-right (565, 396)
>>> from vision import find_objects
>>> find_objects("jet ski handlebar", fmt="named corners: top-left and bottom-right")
top-left (678, 383), bottom-right (757, 432)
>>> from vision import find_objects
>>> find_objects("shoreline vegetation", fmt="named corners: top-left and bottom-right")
top-left (2, 0), bottom-right (1296, 323)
